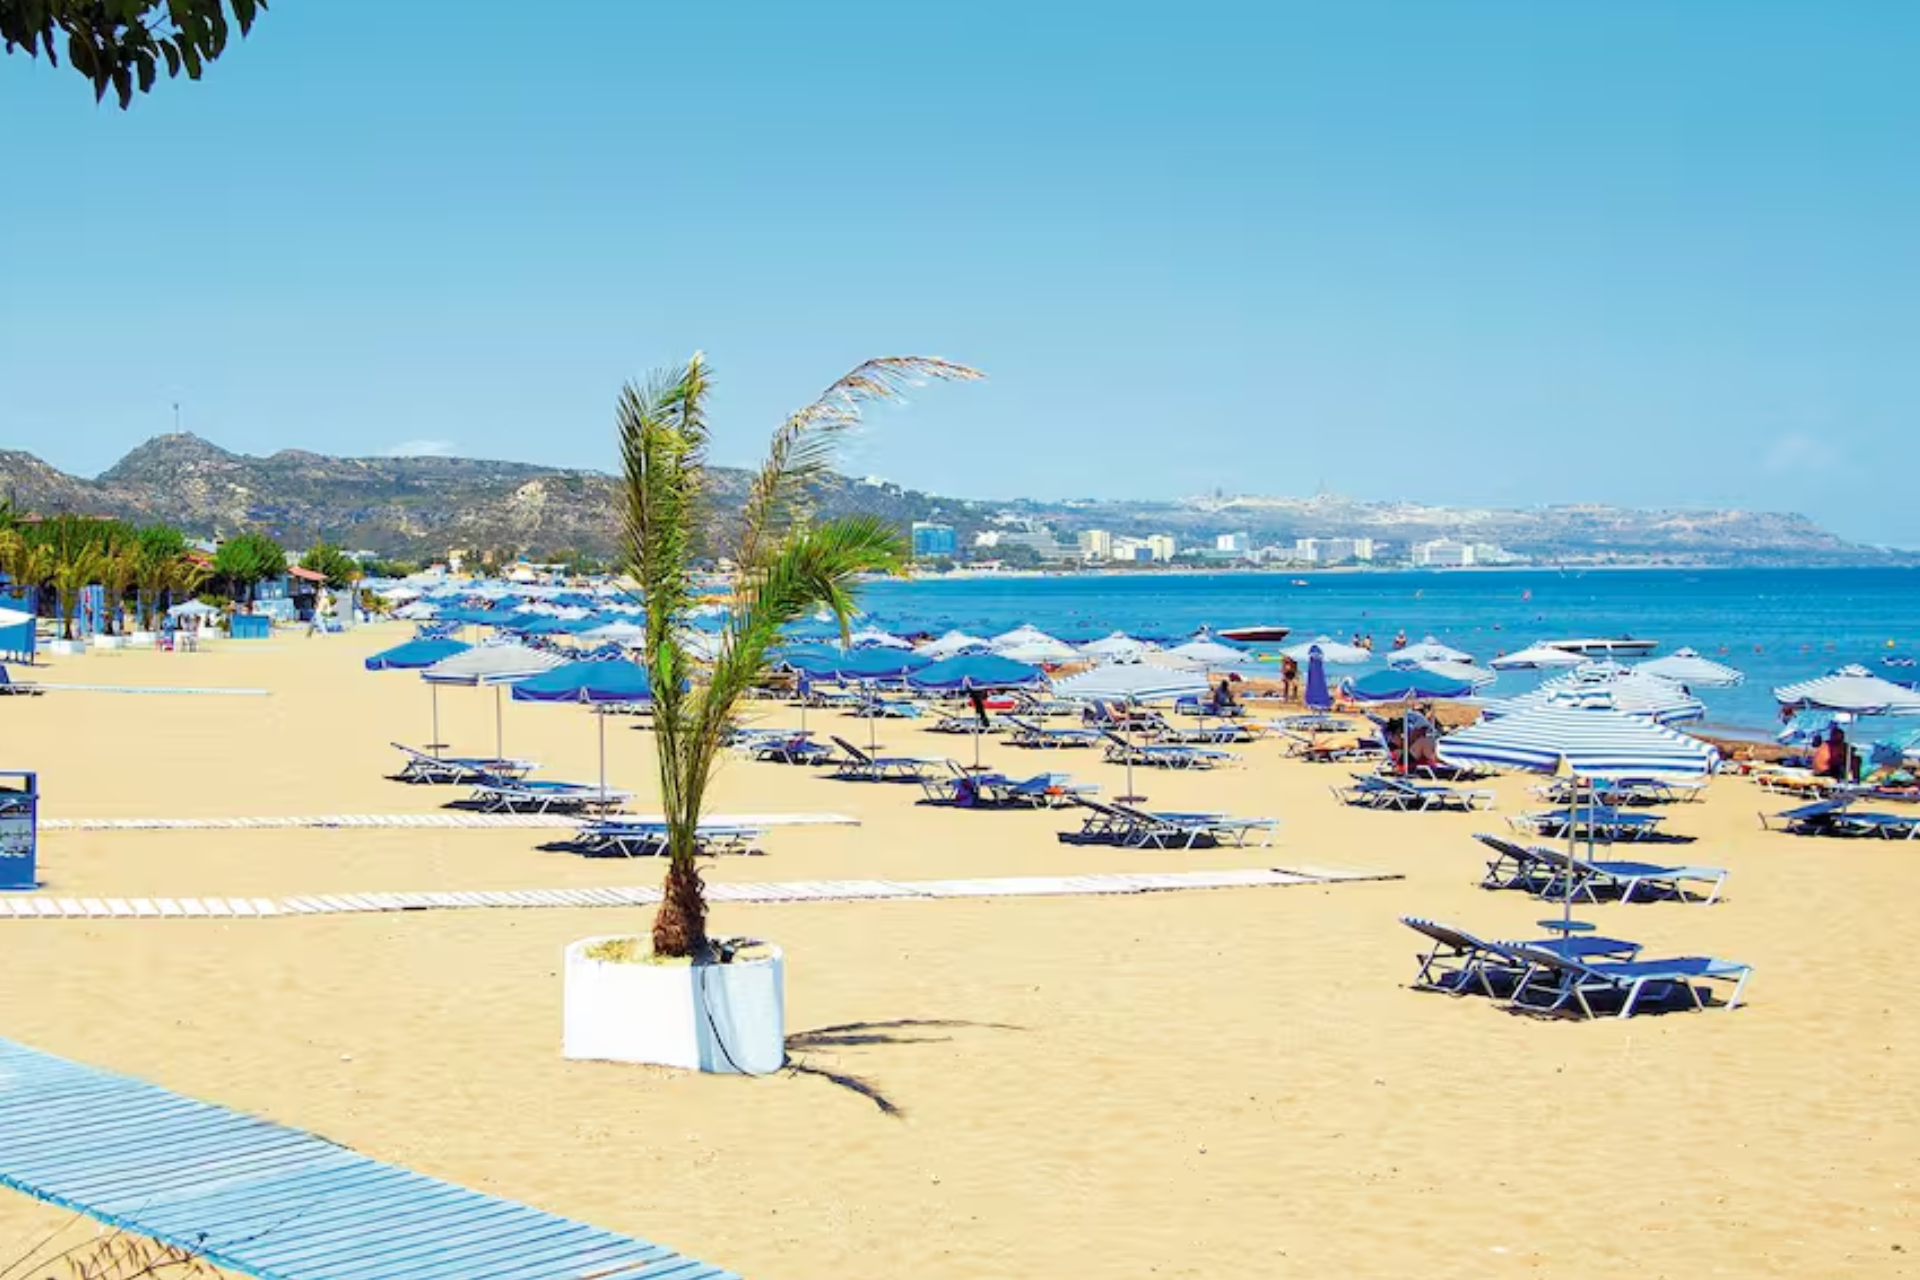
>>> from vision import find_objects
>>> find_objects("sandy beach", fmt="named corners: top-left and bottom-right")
top-left (1, 626), bottom-right (1915, 1278)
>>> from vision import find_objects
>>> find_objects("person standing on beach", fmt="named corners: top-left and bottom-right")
top-left (1280, 654), bottom-right (1300, 702)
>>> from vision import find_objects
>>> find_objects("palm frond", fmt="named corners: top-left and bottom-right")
top-left (735, 357), bottom-right (982, 569)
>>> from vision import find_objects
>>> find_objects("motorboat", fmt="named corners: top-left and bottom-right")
top-left (1218, 624), bottom-right (1291, 643)
top-left (1542, 637), bottom-right (1659, 657)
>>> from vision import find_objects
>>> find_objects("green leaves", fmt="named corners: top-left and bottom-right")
top-left (1, 0), bottom-right (269, 108)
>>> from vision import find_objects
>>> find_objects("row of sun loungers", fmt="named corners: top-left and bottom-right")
top-left (1402, 916), bottom-right (1752, 1018)
top-left (391, 744), bottom-right (537, 785)
top-left (1508, 806), bottom-right (1667, 842)
top-left (1098, 729), bottom-right (1233, 770)
top-left (1474, 833), bottom-right (1728, 904)
top-left (569, 819), bottom-right (764, 858)
top-left (466, 779), bottom-right (633, 814)
top-left (917, 764), bottom-right (1097, 809)
top-left (1531, 775), bottom-right (1707, 807)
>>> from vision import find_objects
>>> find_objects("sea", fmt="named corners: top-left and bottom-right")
top-left (852, 566), bottom-right (1920, 738)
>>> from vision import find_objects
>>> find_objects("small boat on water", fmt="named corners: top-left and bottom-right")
top-left (1218, 624), bottom-right (1292, 643)
top-left (1543, 637), bottom-right (1659, 657)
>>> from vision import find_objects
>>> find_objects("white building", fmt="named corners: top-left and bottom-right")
top-left (1147, 534), bottom-right (1178, 562)
top-left (1079, 529), bottom-right (1114, 561)
top-left (1215, 532), bottom-right (1250, 555)
top-left (1412, 538), bottom-right (1475, 568)
top-left (1351, 537), bottom-right (1376, 561)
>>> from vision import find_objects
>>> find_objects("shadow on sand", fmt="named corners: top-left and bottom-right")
top-left (784, 1019), bottom-right (1023, 1117)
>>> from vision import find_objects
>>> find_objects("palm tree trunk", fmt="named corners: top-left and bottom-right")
top-left (652, 849), bottom-right (709, 957)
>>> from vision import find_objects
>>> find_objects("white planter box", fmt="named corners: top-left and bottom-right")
top-left (562, 936), bottom-right (785, 1074)
top-left (90, 635), bottom-right (122, 651)
top-left (45, 640), bottom-right (84, 657)
top-left (127, 631), bottom-right (157, 649)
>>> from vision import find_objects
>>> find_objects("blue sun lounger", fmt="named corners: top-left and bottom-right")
top-left (917, 763), bottom-right (1097, 809)
top-left (1506, 946), bottom-right (1753, 1018)
top-left (0, 666), bottom-right (40, 695)
top-left (1400, 916), bottom-right (1642, 998)
top-left (1511, 806), bottom-right (1666, 842)
top-left (745, 733), bottom-right (835, 765)
top-left (1474, 832), bottom-right (1559, 893)
top-left (1336, 773), bottom-right (1493, 812)
top-left (1062, 798), bottom-right (1276, 849)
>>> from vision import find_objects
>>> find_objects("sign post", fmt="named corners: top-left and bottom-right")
top-left (0, 771), bottom-right (37, 890)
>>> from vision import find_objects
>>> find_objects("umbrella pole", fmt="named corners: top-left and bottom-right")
top-left (598, 705), bottom-right (607, 800)
top-left (431, 685), bottom-right (441, 757)
top-left (495, 686), bottom-right (504, 759)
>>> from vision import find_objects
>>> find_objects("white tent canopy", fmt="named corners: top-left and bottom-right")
top-left (421, 643), bottom-right (566, 685)
top-left (1161, 638), bottom-right (1257, 669)
top-left (167, 600), bottom-right (221, 619)
top-left (996, 637), bottom-right (1081, 664)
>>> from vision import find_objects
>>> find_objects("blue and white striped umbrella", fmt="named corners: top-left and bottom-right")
top-left (1051, 664), bottom-right (1209, 704)
top-left (1394, 636), bottom-right (1473, 664)
top-left (1634, 647), bottom-right (1745, 688)
top-left (1483, 671), bottom-right (1706, 725)
top-left (1775, 665), bottom-right (1920, 716)
top-left (1438, 695), bottom-right (1720, 778)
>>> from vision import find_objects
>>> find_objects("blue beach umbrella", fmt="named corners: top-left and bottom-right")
top-left (512, 660), bottom-right (656, 797)
top-left (1343, 667), bottom-right (1474, 703)
top-left (1437, 694), bottom-right (1721, 778)
top-left (906, 654), bottom-right (1044, 692)
top-left (365, 637), bottom-right (471, 750)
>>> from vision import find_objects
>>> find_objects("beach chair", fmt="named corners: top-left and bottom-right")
top-left (928, 711), bottom-right (999, 735)
top-left (1004, 716), bottom-right (1101, 749)
top-left (1098, 729), bottom-right (1231, 770)
top-left (1174, 694), bottom-right (1246, 720)
top-left (852, 697), bottom-right (921, 719)
top-left (919, 763), bottom-right (1096, 809)
top-left (1510, 806), bottom-right (1665, 842)
top-left (748, 733), bottom-right (835, 765)
top-left (1012, 690), bottom-right (1079, 719)
top-left (1157, 722), bottom-right (1255, 746)
top-left (0, 666), bottom-right (40, 695)
top-left (1060, 798), bottom-right (1274, 849)
top-left (1083, 700), bottom-right (1171, 734)
top-left (1505, 945), bottom-right (1753, 1019)
top-left (828, 736), bottom-right (943, 783)
top-left (1333, 773), bottom-right (1407, 810)
top-left (1337, 774), bottom-right (1490, 812)
top-left (574, 819), bottom-right (763, 857)
top-left (1400, 917), bottom-right (1642, 998)
top-left (1524, 845), bottom-right (1730, 905)
top-left (465, 780), bottom-right (632, 814)
top-left (391, 744), bottom-right (537, 785)
top-left (1473, 832), bottom-right (1560, 893)
top-left (1834, 810), bottom-right (1920, 840)
top-left (1758, 797), bottom-right (1854, 836)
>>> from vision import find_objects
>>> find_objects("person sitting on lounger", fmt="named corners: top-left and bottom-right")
top-left (1208, 679), bottom-right (1238, 716)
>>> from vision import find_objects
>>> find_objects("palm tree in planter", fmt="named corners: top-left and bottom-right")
top-left (562, 351), bottom-right (979, 1073)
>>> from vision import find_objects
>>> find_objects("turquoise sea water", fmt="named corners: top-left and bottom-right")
top-left (852, 567), bottom-right (1920, 736)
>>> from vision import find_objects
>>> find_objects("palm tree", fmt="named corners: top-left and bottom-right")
top-left (623, 353), bottom-right (981, 958)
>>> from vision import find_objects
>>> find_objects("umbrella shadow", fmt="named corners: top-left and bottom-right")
top-left (784, 1019), bottom-right (1023, 1118)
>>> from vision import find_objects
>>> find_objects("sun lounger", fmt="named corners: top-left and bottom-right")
top-left (391, 744), bottom-right (537, 784)
top-left (1285, 735), bottom-right (1386, 763)
top-left (1505, 945), bottom-right (1753, 1018)
top-left (465, 780), bottom-right (632, 814)
top-left (1834, 811), bottom-right (1920, 840)
top-left (573, 819), bottom-right (763, 857)
top-left (828, 736), bottom-right (943, 782)
top-left (1174, 695), bottom-right (1246, 719)
top-left (1510, 806), bottom-right (1665, 842)
top-left (929, 712), bottom-right (1000, 735)
top-left (1083, 700), bottom-right (1171, 734)
top-left (1098, 729), bottom-right (1231, 770)
top-left (918, 762), bottom-right (1097, 809)
top-left (1473, 832), bottom-right (1560, 893)
top-left (1004, 716), bottom-right (1101, 749)
top-left (746, 733), bottom-right (835, 765)
top-left (1401, 917), bottom-right (1642, 998)
top-left (1754, 768), bottom-right (1837, 797)
top-left (1156, 722), bottom-right (1255, 745)
top-left (1401, 761), bottom-right (1496, 784)
top-left (0, 667), bottom-right (40, 695)
top-left (1536, 775), bottom-right (1707, 807)
top-left (1524, 845), bottom-right (1729, 905)
top-left (1758, 797), bottom-right (1854, 836)
top-left (1335, 774), bottom-right (1493, 812)
top-left (1060, 797), bottom-right (1276, 849)
top-left (1012, 691), bottom-right (1079, 719)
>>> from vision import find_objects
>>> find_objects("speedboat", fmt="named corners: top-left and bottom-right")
top-left (1542, 637), bottom-right (1659, 657)
top-left (1218, 624), bottom-right (1291, 643)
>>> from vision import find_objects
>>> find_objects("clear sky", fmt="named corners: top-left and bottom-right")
top-left (2, 2), bottom-right (1916, 545)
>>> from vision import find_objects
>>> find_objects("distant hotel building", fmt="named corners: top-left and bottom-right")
top-left (1215, 532), bottom-right (1250, 555)
top-left (1293, 536), bottom-right (1374, 564)
top-left (911, 522), bottom-right (957, 558)
top-left (1078, 529), bottom-right (1114, 561)
top-left (1411, 538), bottom-right (1474, 567)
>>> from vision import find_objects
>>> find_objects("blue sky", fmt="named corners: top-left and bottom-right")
top-left (2, 2), bottom-right (1916, 545)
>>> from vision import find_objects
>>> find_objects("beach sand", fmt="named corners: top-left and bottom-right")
top-left (0, 627), bottom-right (1915, 1278)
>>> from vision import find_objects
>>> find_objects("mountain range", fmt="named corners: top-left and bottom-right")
top-left (0, 434), bottom-right (1902, 567)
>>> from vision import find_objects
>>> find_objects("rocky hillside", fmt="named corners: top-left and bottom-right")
top-left (0, 434), bottom-right (1897, 565)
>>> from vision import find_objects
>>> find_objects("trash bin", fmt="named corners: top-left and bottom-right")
top-left (230, 615), bottom-right (272, 640)
top-left (0, 772), bottom-right (37, 890)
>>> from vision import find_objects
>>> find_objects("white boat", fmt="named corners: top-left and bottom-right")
top-left (1542, 637), bottom-right (1659, 657)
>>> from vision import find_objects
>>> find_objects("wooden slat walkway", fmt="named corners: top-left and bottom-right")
top-left (0, 867), bottom-right (1394, 920)
top-left (0, 1038), bottom-right (738, 1279)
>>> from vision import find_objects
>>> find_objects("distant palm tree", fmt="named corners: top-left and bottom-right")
top-left (622, 353), bottom-right (980, 957)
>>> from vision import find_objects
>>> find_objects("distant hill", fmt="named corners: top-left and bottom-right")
top-left (0, 434), bottom-right (1903, 566)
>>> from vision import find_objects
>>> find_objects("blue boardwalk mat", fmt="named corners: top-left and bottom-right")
top-left (0, 1039), bottom-right (739, 1278)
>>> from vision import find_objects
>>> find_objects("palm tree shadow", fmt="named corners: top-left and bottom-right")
top-left (784, 1019), bottom-right (1023, 1118)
